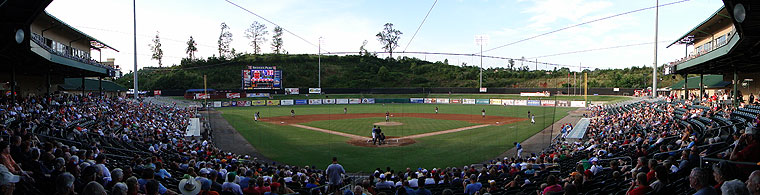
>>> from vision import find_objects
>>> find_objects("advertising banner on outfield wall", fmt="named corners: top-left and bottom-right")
top-left (513, 100), bottom-right (527, 106)
top-left (214, 101), bottom-right (222, 107)
top-left (557, 101), bottom-right (569, 107)
top-left (450, 99), bottom-right (461, 104)
top-left (541, 100), bottom-right (556, 106)
top-left (323, 99), bottom-right (335, 104)
top-left (424, 98), bottom-right (434, 104)
top-left (349, 99), bottom-right (361, 104)
top-left (280, 100), bottom-right (294, 105)
top-left (308, 88), bottom-right (322, 94)
top-left (502, 99), bottom-right (514, 106)
top-left (246, 93), bottom-right (270, 98)
top-left (336, 99), bottom-right (349, 104)
top-left (266, 100), bottom-right (280, 106)
top-left (570, 101), bottom-right (586, 107)
top-left (230, 101), bottom-right (238, 107)
top-left (436, 98), bottom-right (449, 104)
top-left (362, 98), bottom-right (375, 104)
top-left (222, 101), bottom-right (231, 107)
top-left (490, 99), bottom-right (502, 105)
top-left (295, 99), bottom-right (308, 105)
top-left (239, 101), bottom-right (250, 106)
top-left (527, 100), bottom-right (541, 106)
top-left (251, 100), bottom-right (266, 106)
top-left (476, 99), bottom-right (490, 104)
top-left (285, 88), bottom-right (300, 95)
top-left (226, 93), bottom-right (241, 99)
top-left (309, 99), bottom-right (323, 105)
top-left (410, 98), bottom-right (424, 103)
top-left (462, 99), bottom-right (476, 104)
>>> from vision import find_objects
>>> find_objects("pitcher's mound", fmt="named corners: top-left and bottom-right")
top-left (373, 122), bottom-right (404, 126)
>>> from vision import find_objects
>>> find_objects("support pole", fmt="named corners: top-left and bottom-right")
top-left (733, 70), bottom-right (738, 106)
top-left (584, 72), bottom-right (588, 106)
top-left (11, 65), bottom-right (16, 104)
top-left (99, 77), bottom-right (103, 97)
top-left (46, 66), bottom-right (51, 96)
top-left (133, 0), bottom-right (138, 99)
top-left (683, 74), bottom-right (688, 100)
top-left (318, 37), bottom-right (322, 88)
top-left (699, 74), bottom-right (704, 100)
top-left (81, 76), bottom-right (86, 96)
top-left (479, 43), bottom-right (483, 89)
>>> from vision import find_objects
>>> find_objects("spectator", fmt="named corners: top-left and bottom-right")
top-left (730, 127), bottom-right (760, 166)
top-left (649, 166), bottom-right (668, 193)
top-left (327, 157), bottom-right (345, 192)
top-left (690, 168), bottom-right (718, 195)
top-left (720, 179), bottom-right (749, 195)
top-left (415, 179), bottom-right (431, 195)
top-left (126, 176), bottom-right (140, 195)
top-left (82, 181), bottom-right (108, 195)
top-left (376, 174), bottom-right (393, 189)
top-left (222, 173), bottom-right (243, 195)
top-left (464, 174), bottom-right (481, 195)
top-left (747, 170), bottom-right (760, 195)
top-left (626, 172), bottom-right (651, 195)
top-left (541, 175), bottom-right (562, 195)
top-left (179, 176), bottom-right (202, 195)
top-left (55, 172), bottom-right (75, 195)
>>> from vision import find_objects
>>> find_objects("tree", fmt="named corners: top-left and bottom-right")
top-left (150, 31), bottom-right (163, 67)
top-left (271, 26), bottom-right (284, 54)
top-left (244, 21), bottom-right (268, 54)
top-left (217, 22), bottom-right (233, 59)
top-left (359, 40), bottom-right (368, 56)
top-left (375, 23), bottom-right (402, 58)
top-left (508, 59), bottom-right (515, 70)
top-left (377, 66), bottom-right (390, 80)
top-left (186, 36), bottom-right (198, 60)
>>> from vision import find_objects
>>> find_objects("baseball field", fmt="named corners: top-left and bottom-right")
top-left (218, 103), bottom-right (577, 172)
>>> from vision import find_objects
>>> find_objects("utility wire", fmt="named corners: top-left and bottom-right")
top-left (403, 0), bottom-right (438, 52)
top-left (480, 0), bottom-right (691, 54)
top-left (74, 26), bottom-right (217, 48)
top-left (223, 0), bottom-right (328, 53)
top-left (526, 40), bottom-right (672, 59)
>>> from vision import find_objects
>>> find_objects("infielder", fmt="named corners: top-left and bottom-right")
top-left (435, 107), bottom-right (438, 114)
top-left (344, 107), bottom-right (347, 114)
top-left (291, 109), bottom-right (295, 118)
top-left (481, 109), bottom-right (486, 118)
top-left (385, 111), bottom-right (390, 122)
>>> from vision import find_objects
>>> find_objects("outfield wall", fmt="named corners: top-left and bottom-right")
top-left (160, 87), bottom-right (636, 97)
top-left (209, 98), bottom-right (591, 108)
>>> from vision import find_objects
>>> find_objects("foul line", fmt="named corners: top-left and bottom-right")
top-left (289, 124), bottom-right (492, 140)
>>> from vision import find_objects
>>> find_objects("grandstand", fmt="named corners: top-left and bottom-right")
top-left (1, 0), bottom-right (760, 195)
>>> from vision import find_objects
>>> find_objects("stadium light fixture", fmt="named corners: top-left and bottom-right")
top-left (14, 29), bottom-right (24, 44)
top-left (734, 3), bottom-right (746, 23)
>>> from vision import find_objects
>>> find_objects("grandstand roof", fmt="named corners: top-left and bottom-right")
top-left (667, 6), bottom-right (729, 48)
top-left (667, 75), bottom-right (730, 90)
top-left (39, 11), bottom-right (118, 52)
top-left (60, 78), bottom-right (127, 92)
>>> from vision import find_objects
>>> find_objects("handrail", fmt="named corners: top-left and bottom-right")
top-left (700, 157), bottom-right (760, 167)
top-left (652, 142), bottom-right (726, 158)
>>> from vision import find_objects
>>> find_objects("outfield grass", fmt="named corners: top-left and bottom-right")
top-left (173, 94), bottom-right (632, 102)
top-left (303, 117), bottom-right (478, 137)
top-left (218, 104), bottom-right (574, 172)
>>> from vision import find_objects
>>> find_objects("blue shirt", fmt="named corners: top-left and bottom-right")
top-left (516, 143), bottom-right (522, 150)
top-left (326, 163), bottom-right (345, 185)
top-left (240, 177), bottom-right (252, 189)
top-left (465, 182), bottom-right (482, 195)
top-left (415, 188), bottom-right (432, 195)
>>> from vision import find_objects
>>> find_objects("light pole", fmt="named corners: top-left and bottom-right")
top-left (318, 37), bottom-right (322, 88)
top-left (653, 0), bottom-right (659, 98)
top-left (475, 35), bottom-right (488, 89)
top-left (133, 0), bottom-right (138, 99)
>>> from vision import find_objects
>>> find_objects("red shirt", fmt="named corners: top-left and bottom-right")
top-left (627, 185), bottom-right (652, 195)
top-left (646, 170), bottom-right (656, 183)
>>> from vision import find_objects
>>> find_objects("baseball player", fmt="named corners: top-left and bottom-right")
top-left (481, 109), bottom-right (486, 118)
top-left (371, 126), bottom-right (378, 145)
top-left (435, 107), bottom-right (438, 114)
top-left (291, 109), bottom-right (295, 118)
top-left (254, 111), bottom-right (260, 121)
top-left (531, 114), bottom-right (535, 124)
top-left (385, 111), bottom-right (390, 122)
top-left (344, 107), bottom-right (347, 114)
top-left (514, 142), bottom-right (523, 158)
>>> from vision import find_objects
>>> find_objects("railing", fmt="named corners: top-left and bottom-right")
top-left (30, 33), bottom-right (113, 71)
top-left (667, 27), bottom-right (738, 68)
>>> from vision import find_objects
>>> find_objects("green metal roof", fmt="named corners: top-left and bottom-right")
top-left (668, 75), bottom-right (731, 89)
top-left (43, 11), bottom-right (118, 52)
top-left (61, 78), bottom-right (127, 92)
top-left (667, 5), bottom-right (727, 48)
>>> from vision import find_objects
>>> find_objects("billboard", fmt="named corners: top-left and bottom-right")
top-left (309, 99), bottom-right (323, 105)
top-left (295, 99), bottom-right (308, 105)
top-left (520, 91), bottom-right (550, 97)
top-left (424, 98), bottom-right (434, 104)
top-left (490, 99), bottom-right (502, 105)
top-left (238, 101), bottom-right (250, 106)
top-left (349, 99), bottom-right (361, 104)
top-left (309, 88), bottom-right (322, 94)
top-left (450, 99), bottom-right (461, 104)
top-left (570, 101), bottom-right (586, 107)
top-left (362, 98), bottom-right (375, 104)
top-left (153, 90), bottom-right (161, 96)
top-left (541, 100), bottom-right (556, 106)
top-left (242, 66), bottom-right (282, 89)
top-left (280, 100), bottom-right (294, 105)
top-left (527, 100), bottom-right (541, 106)
top-left (251, 100), bottom-right (266, 106)
top-left (246, 93), bottom-right (270, 98)
top-left (502, 99), bottom-right (514, 105)
top-left (266, 100), bottom-right (280, 106)
top-left (475, 99), bottom-right (490, 104)
top-left (436, 98), bottom-right (449, 104)
top-left (513, 100), bottom-right (527, 106)
top-left (336, 99), bottom-right (349, 104)
top-left (285, 88), bottom-right (300, 95)
top-left (213, 101), bottom-right (222, 107)
top-left (226, 93), bottom-right (241, 99)
top-left (323, 99), bottom-right (336, 104)
top-left (462, 99), bottom-right (476, 104)
top-left (410, 98), bottom-right (424, 103)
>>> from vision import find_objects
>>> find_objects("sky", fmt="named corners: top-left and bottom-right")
top-left (45, 0), bottom-right (725, 74)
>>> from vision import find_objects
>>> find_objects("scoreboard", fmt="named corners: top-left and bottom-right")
top-left (242, 66), bottom-right (282, 89)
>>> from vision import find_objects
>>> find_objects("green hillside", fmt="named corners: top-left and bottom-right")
top-left (116, 54), bottom-right (683, 90)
